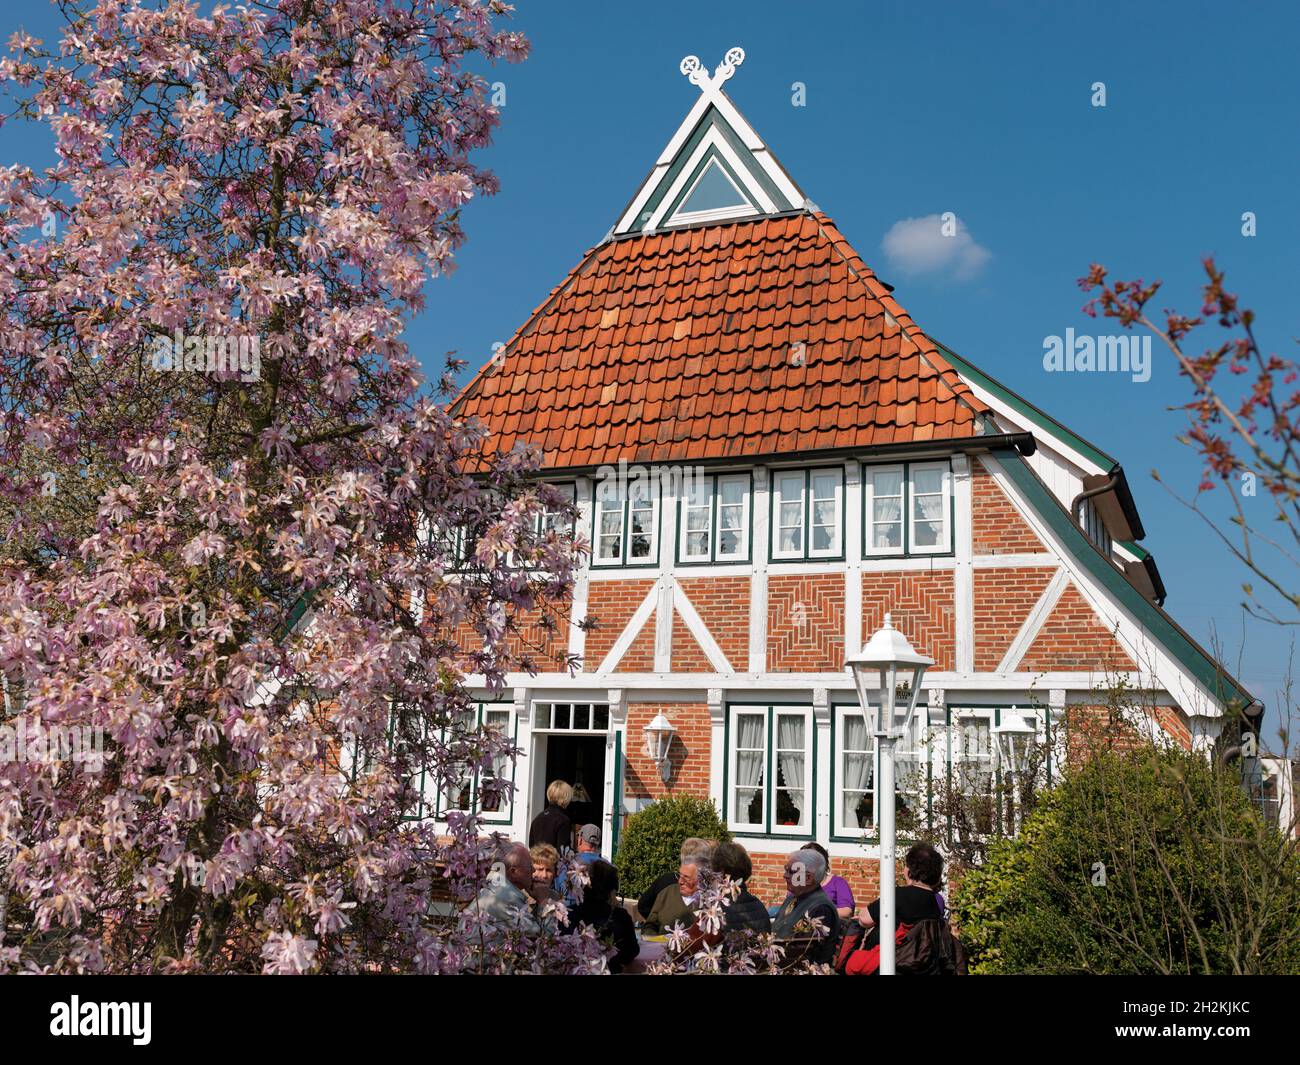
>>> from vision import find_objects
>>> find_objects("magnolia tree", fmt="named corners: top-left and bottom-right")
top-left (0, 0), bottom-right (615, 974)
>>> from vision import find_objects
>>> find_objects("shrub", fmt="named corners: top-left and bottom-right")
top-left (953, 744), bottom-right (1300, 974)
top-left (615, 795), bottom-right (731, 897)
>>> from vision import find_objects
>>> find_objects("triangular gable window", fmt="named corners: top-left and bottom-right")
top-left (666, 156), bottom-right (758, 225)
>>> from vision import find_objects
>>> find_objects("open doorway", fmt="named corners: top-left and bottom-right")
top-left (537, 734), bottom-right (606, 847)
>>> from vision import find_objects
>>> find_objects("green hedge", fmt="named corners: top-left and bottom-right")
top-left (953, 745), bottom-right (1300, 974)
top-left (615, 795), bottom-right (731, 897)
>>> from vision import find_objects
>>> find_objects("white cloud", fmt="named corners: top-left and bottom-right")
top-left (881, 213), bottom-right (991, 281)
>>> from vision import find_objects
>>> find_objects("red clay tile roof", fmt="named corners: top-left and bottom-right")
top-left (453, 211), bottom-right (989, 470)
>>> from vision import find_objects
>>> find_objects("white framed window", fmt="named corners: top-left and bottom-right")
top-left (679, 472), bottom-right (750, 563)
top-left (726, 705), bottom-right (814, 835)
top-left (863, 464), bottom-right (905, 556)
top-left (831, 702), bottom-right (930, 838)
top-left (772, 467), bottom-right (844, 560)
top-left (836, 709), bottom-right (876, 837)
top-left (531, 701), bottom-right (611, 732)
top-left (538, 482), bottom-right (576, 538)
top-left (1081, 498), bottom-right (1112, 557)
top-left (593, 479), bottom-right (660, 566)
top-left (862, 460), bottom-right (952, 557)
top-left (909, 461), bottom-right (951, 554)
top-left (433, 702), bottom-right (517, 824)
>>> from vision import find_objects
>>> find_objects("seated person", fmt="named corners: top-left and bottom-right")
top-left (771, 848), bottom-right (839, 965)
top-left (642, 856), bottom-right (708, 934)
top-left (770, 841), bottom-right (856, 920)
top-left (855, 842), bottom-right (944, 948)
top-left (529, 843), bottom-right (561, 908)
top-left (465, 842), bottom-right (541, 934)
top-left (675, 841), bottom-right (771, 960)
top-left (636, 837), bottom-right (715, 921)
top-left (561, 859), bottom-right (638, 974)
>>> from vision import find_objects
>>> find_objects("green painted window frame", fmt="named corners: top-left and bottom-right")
top-left (942, 704), bottom-right (1048, 840)
top-left (828, 702), bottom-right (931, 844)
top-left (425, 701), bottom-right (518, 825)
top-left (675, 470), bottom-right (753, 566)
top-left (722, 702), bottom-right (817, 839)
top-left (769, 466), bottom-right (846, 563)
top-left (861, 459), bottom-right (955, 559)
top-left (590, 479), bottom-right (660, 569)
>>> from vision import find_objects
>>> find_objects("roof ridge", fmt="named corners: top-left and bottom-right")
top-left (807, 211), bottom-right (990, 426)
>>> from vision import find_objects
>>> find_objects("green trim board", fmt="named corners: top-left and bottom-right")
top-left (991, 446), bottom-right (1253, 710)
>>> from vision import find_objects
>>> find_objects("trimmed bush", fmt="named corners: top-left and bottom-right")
top-left (615, 795), bottom-right (731, 897)
top-left (953, 744), bottom-right (1300, 974)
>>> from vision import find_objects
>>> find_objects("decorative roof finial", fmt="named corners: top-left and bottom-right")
top-left (679, 47), bottom-right (745, 98)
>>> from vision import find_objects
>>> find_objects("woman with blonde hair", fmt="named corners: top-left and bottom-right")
top-left (528, 779), bottom-right (575, 853)
top-left (529, 843), bottom-right (561, 906)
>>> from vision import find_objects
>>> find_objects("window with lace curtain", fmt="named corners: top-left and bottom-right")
top-left (863, 460), bottom-right (953, 557)
top-left (726, 705), bottom-right (814, 836)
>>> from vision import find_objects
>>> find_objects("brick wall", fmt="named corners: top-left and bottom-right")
top-left (862, 571), bottom-right (956, 672)
top-left (582, 579), bottom-right (654, 671)
top-left (670, 612), bottom-right (712, 672)
top-left (677, 576), bottom-right (750, 670)
top-left (1018, 583), bottom-right (1138, 673)
top-left (972, 459), bottom-right (1043, 554)
top-left (972, 567), bottom-right (1055, 672)
top-left (623, 702), bottom-right (711, 800)
top-left (767, 574), bottom-right (845, 671)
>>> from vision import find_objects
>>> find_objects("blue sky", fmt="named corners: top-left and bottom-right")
top-left (3, 1), bottom-right (1297, 738)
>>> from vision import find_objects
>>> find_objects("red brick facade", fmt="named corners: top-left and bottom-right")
top-left (582, 579), bottom-right (654, 670)
top-left (767, 574), bottom-right (845, 671)
top-left (972, 459), bottom-right (1043, 554)
top-left (972, 566), bottom-right (1056, 672)
top-left (862, 571), bottom-right (956, 672)
top-left (677, 576), bottom-right (750, 670)
top-left (1018, 583), bottom-right (1138, 673)
top-left (623, 702), bottom-right (712, 801)
top-left (670, 612), bottom-right (712, 672)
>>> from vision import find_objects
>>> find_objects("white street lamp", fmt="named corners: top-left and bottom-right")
top-left (643, 712), bottom-right (676, 783)
top-left (992, 712), bottom-right (1038, 834)
top-left (846, 612), bottom-right (932, 976)
top-left (992, 712), bottom-right (1038, 776)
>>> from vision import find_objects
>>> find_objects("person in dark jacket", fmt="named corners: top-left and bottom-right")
top-left (528, 780), bottom-right (574, 853)
top-left (712, 841), bottom-right (772, 935)
top-left (772, 848), bottom-right (839, 965)
top-left (562, 859), bottom-right (638, 974)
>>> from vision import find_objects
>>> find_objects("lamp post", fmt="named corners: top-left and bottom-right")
top-left (846, 613), bottom-right (932, 975)
top-left (643, 712), bottom-right (676, 783)
top-left (991, 712), bottom-right (1038, 834)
